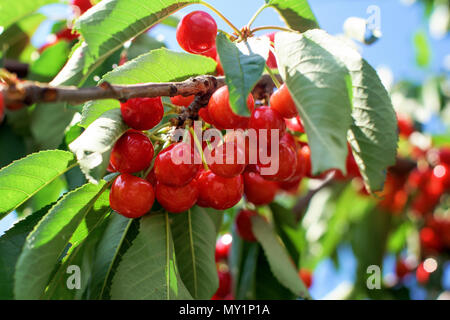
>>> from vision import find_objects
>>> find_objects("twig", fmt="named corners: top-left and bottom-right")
top-left (0, 75), bottom-right (226, 108)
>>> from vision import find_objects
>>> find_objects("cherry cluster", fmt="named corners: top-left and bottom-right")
top-left (212, 234), bottom-right (233, 300)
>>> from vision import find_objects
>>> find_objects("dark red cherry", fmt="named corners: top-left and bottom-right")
top-left (207, 86), bottom-right (255, 129)
top-left (196, 170), bottom-right (243, 210)
top-left (397, 113), bottom-right (414, 138)
top-left (215, 269), bottom-right (231, 298)
top-left (270, 84), bottom-right (298, 119)
top-left (154, 142), bottom-right (201, 187)
top-left (176, 11), bottom-right (218, 54)
top-left (155, 180), bottom-right (198, 213)
top-left (72, 0), bottom-right (93, 14)
top-left (395, 259), bottom-right (411, 280)
top-left (215, 234), bottom-right (232, 262)
top-left (258, 141), bottom-right (297, 182)
top-left (206, 141), bottom-right (246, 178)
top-left (243, 172), bottom-right (278, 205)
top-left (110, 130), bottom-right (154, 174)
top-left (170, 95), bottom-right (195, 107)
top-left (235, 209), bottom-right (258, 242)
top-left (248, 106), bottom-right (286, 147)
top-left (120, 97), bottom-right (164, 130)
top-left (109, 174), bottom-right (155, 218)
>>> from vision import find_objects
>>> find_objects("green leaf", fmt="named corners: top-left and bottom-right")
top-left (0, 13), bottom-right (45, 53)
top-left (14, 181), bottom-right (110, 299)
top-left (251, 215), bottom-right (310, 299)
top-left (30, 103), bottom-right (77, 150)
top-left (0, 205), bottom-right (50, 299)
top-left (69, 108), bottom-right (128, 183)
top-left (110, 213), bottom-right (192, 300)
top-left (43, 207), bottom-right (111, 300)
top-left (70, 0), bottom-right (199, 85)
top-left (170, 208), bottom-right (218, 299)
top-left (29, 40), bottom-right (71, 82)
top-left (0, 0), bottom-right (56, 31)
top-left (0, 122), bottom-right (26, 169)
top-left (266, 0), bottom-right (318, 32)
top-left (216, 33), bottom-right (269, 116)
top-left (0, 150), bottom-right (77, 220)
top-left (125, 33), bottom-right (166, 61)
top-left (88, 212), bottom-right (132, 299)
top-left (300, 29), bottom-right (398, 191)
top-left (275, 31), bottom-right (353, 174)
top-left (80, 48), bottom-right (217, 128)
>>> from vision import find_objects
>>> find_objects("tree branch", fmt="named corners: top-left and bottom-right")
top-left (0, 75), bottom-right (227, 108)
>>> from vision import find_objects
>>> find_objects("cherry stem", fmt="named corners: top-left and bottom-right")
top-left (251, 26), bottom-right (296, 33)
top-left (189, 127), bottom-right (209, 170)
top-left (246, 4), bottom-right (269, 29)
top-left (163, 102), bottom-right (178, 110)
top-left (265, 64), bottom-right (281, 89)
top-left (147, 122), bottom-right (171, 135)
top-left (199, 1), bottom-right (242, 38)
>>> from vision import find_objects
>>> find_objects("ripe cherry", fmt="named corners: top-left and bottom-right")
top-left (154, 142), bottom-right (201, 187)
top-left (416, 262), bottom-right (430, 284)
top-left (120, 97), bottom-right (164, 130)
top-left (299, 269), bottom-right (313, 288)
top-left (285, 116), bottom-right (305, 133)
top-left (215, 234), bottom-right (232, 262)
top-left (176, 11), bottom-right (217, 54)
top-left (395, 259), bottom-right (411, 280)
top-left (170, 95), bottom-right (195, 107)
top-left (155, 180), bottom-right (198, 213)
top-left (206, 141), bottom-right (246, 178)
top-left (215, 269), bottom-right (231, 298)
top-left (109, 173), bottom-right (155, 218)
top-left (208, 86), bottom-right (255, 129)
top-left (110, 130), bottom-right (154, 173)
top-left (243, 172), bottom-right (278, 205)
top-left (248, 106), bottom-right (286, 148)
top-left (397, 113), bottom-right (414, 138)
top-left (438, 147), bottom-right (450, 165)
top-left (420, 227), bottom-right (443, 253)
top-left (56, 28), bottom-right (79, 42)
top-left (72, 0), bottom-right (93, 14)
top-left (196, 170), bottom-right (243, 210)
top-left (300, 144), bottom-right (312, 177)
top-left (235, 209), bottom-right (258, 242)
top-left (258, 141), bottom-right (297, 182)
top-left (266, 32), bottom-right (278, 69)
top-left (270, 84), bottom-right (298, 119)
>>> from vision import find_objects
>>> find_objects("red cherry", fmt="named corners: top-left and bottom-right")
top-left (154, 142), bottom-right (201, 187)
top-left (269, 84), bottom-right (298, 119)
top-left (248, 106), bottom-right (286, 148)
top-left (56, 28), bottom-right (79, 41)
top-left (257, 141), bottom-right (297, 182)
top-left (300, 145), bottom-right (312, 177)
top-left (438, 147), bottom-right (450, 165)
top-left (155, 180), bottom-right (198, 213)
top-left (120, 97), bottom-right (164, 130)
top-left (110, 130), bottom-right (154, 174)
top-left (170, 95), bottom-right (195, 107)
top-left (109, 174), bottom-right (155, 218)
top-left (420, 227), bottom-right (443, 253)
top-left (243, 172), bottom-right (278, 205)
top-left (208, 86), bottom-right (255, 129)
top-left (206, 141), bottom-right (246, 178)
top-left (200, 46), bottom-right (224, 76)
top-left (299, 269), bottom-right (313, 288)
top-left (278, 178), bottom-right (302, 193)
top-left (198, 107), bottom-right (224, 129)
top-left (215, 234), bottom-right (232, 262)
top-left (265, 32), bottom-right (277, 69)
top-left (176, 11), bottom-right (217, 54)
top-left (395, 259), bottom-right (411, 280)
top-left (397, 113), bottom-right (414, 138)
top-left (215, 269), bottom-right (231, 297)
top-left (145, 168), bottom-right (157, 187)
top-left (416, 262), bottom-right (430, 284)
top-left (285, 116), bottom-right (304, 133)
top-left (72, 0), bottom-right (93, 14)
top-left (196, 170), bottom-right (243, 210)
top-left (235, 210), bottom-right (258, 242)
